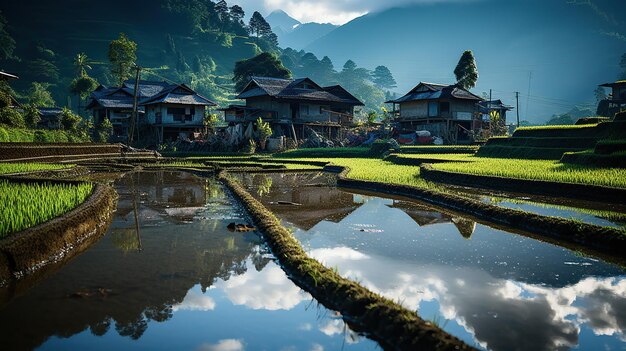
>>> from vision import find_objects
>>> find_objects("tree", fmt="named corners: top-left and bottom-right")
top-left (230, 5), bottom-right (245, 24)
top-left (97, 118), bottom-right (113, 143)
top-left (0, 107), bottom-right (25, 128)
top-left (73, 53), bottom-right (92, 77)
top-left (233, 52), bottom-right (292, 91)
top-left (248, 11), bottom-right (275, 46)
top-left (215, 0), bottom-right (230, 24)
top-left (108, 33), bottom-right (137, 86)
top-left (0, 11), bottom-right (16, 61)
top-left (29, 82), bottom-right (55, 107)
top-left (371, 66), bottom-right (397, 90)
top-left (23, 104), bottom-right (41, 128)
top-left (454, 50), bottom-right (479, 90)
top-left (60, 107), bottom-right (82, 132)
top-left (594, 86), bottom-right (607, 102)
top-left (70, 76), bottom-right (99, 99)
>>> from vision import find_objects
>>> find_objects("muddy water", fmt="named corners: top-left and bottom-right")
top-left (0, 171), bottom-right (378, 351)
top-left (239, 172), bottom-right (626, 351)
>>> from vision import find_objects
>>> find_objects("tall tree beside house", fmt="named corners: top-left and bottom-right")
top-left (371, 65), bottom-right (397, 90)
top-left (73, 53), bottom-right (92, 77)
top-left (0, 11), bottom-right (16, 61)
top-left (454, 50), bottom-right (479, 90)
top-left (28, 82), bottom-right (55, 107)
top-left (70, 52), bottom-right (98, 112)
top-left (108, 33), bottom-right (137, 86)
top-left (233, 52), bottom-right (291, 91)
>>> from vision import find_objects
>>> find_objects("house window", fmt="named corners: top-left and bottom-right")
top-left (440, 102), bottom-right (450, 113)
top-left (428, 102), bottom-right (439, 117)
top-left (301, 105), bottom-right (310, 116)
top-left (167, 107), bottom-right (186, 115)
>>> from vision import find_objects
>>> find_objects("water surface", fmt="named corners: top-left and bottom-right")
top-left (240, 172), bottom-right (626, 351)
top-left (0, 171), bottom-right (378, 351)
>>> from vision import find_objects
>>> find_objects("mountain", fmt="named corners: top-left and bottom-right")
top-left (279, 22), bottom-right (337, 50)
top-left (305, 0), bottom-right (626, 123)
top-left (266, 10), bottom-right (301, 34)
top-left (265, 10), bottom-right (337, 50)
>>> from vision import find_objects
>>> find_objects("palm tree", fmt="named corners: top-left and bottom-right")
top-left (73, 52), bottom-right (92, 77)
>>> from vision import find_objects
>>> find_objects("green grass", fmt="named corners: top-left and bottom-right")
top-left (0, 126), bottom-right (91, 143)
top-left (431, 157), bottom-right (626, 188)
top-left (274, 147), bottom-right (372, 159)
top-left (400, 145), bottom-right (479, 154)
top-left (515, 124), bottom-right (600, 131)
top-left (0, 180), bottom-right (94, 238)
top-left (391, 153), bottom-right (475, 162)
top-left (274, 157), bottom-right (436, 189)
top-left (0, 162), bottom-right (73, 175)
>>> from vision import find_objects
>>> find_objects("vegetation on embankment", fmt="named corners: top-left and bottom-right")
top-left (273, 147), bottom-right (373, 159)
top-left (0, 180), bottom-right (94, 238)
top-left (0, 182), bottom-right (116, 285)
top-left (217, 170), bottom-right (475, 351)
top-left (399, 145), bottom-right (479, 154)
top-left (0, 162), bottom-right (74, 175)
top-left (0, 142), bottom-right (121, 162)
top-left (0, 126), bottom-right (92, 143)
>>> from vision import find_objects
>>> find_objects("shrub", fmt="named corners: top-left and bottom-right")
top-left (0, 107), bottom-right (25, 128)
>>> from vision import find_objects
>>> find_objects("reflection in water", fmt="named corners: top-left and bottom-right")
top-left (0, 171), bottom-right (378, 351)
top-left (241, 173), bottom-right (626, 351)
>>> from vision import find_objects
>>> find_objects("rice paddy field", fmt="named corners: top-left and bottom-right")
top-left (0, 180), bottom-right (94, 238)
top-left (0, 163), bottom-right (73, 175)
top-left (431, 157), bottom-right (626, 188)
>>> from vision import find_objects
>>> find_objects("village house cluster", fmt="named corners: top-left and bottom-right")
top-left (3, 68), bottom-right (624, 145)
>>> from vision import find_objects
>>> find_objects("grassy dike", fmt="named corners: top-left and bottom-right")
top-left (0, 181), bottom-right (117, 285)
top-left (217, 170), bottom-right (476, 351)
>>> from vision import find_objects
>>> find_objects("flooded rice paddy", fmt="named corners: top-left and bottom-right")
top-left (0, 171), bottom-right (378, 351)
top-left (239, 172), bottom-right (626, 351)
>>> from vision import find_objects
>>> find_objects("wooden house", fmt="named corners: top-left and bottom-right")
top-left (476, 99), bottom-right (513, 132)
top-left (386, 82), bottom-right (483, 144)
top-left (222, 77), bottom-right (364, 140)
top-left (37, 107), bottom-right (64, 129)
top-left (597, 80), bottom-right (626, 117)
top-left (86, 80), bottom-right (216, 143)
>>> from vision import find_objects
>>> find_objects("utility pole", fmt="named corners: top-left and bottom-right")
top-left (515, 91), bottom-right (520, 127)
top-left (128, 65), bottom-right (141, 145)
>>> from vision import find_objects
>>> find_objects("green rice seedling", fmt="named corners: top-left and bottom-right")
top-left (431, 157), bottom-right (626, 188)
top-left (0, 180), bottom-right (94, 238)
top-left (0, 162), bottom-right (73, 175)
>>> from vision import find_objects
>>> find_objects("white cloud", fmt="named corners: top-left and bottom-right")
top-left (215, 261), bottom-right (309, 310)
top-left (173, 287), bottom-right (216, 312)
top-left (232, 0), bottom-right (477, 25)
top-left (197, 339), bottom-right (245, 351)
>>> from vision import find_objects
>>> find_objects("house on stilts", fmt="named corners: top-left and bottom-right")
top-left (86, 80), bottom-right (216, 143)
top-left (221, 77), bottom-right (364, 141)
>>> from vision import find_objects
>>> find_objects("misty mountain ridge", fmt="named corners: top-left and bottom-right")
top-left (303, 0), bottom-right (626, 123)
top-left (266, 9), bottom-right (338, 51)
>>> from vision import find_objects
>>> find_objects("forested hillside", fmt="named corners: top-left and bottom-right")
top-left (0, 0), bottom-right (392, 115)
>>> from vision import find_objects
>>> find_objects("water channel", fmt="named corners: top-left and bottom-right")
top-left (238, 172), bottom-right (626, 351)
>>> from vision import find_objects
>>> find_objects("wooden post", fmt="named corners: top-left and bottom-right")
top-left (128, 65), bottom-right (141, 145)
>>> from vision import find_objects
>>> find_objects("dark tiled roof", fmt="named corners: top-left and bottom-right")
top-left (37, 107), bottom-right (63, 117)
top-left (0, 71), bottom-right (19, 80)
top-left (87, 80), bottom-right (215, 109)
top-left (237, 76), bottom-right (364, 106)
top-left (478, 100), bottom-right (513, 113)
top-left (387, 82), bottom-right (483, 103)
top-left (600, 80), bottom-right (626, 88)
